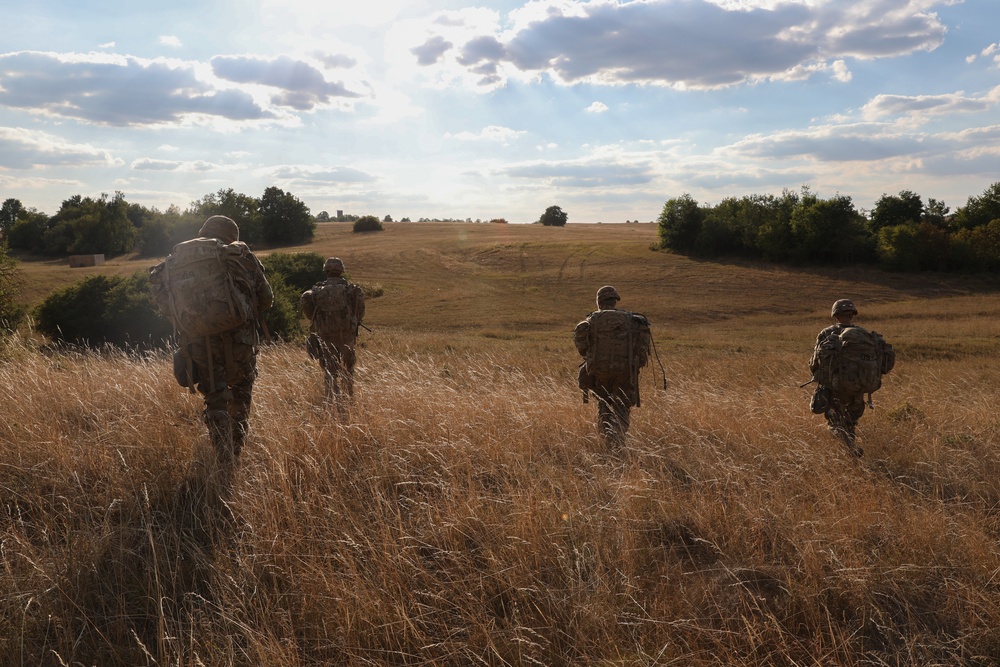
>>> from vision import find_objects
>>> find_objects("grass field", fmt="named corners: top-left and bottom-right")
top-left (4, 222), bottom-right (1000, 665)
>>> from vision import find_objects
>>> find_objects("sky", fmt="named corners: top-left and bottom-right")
top-left (0, 0), bottom-right (997, 224)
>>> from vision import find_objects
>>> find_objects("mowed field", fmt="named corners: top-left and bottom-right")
top-left (5, 221), bottom-right (1000, 665)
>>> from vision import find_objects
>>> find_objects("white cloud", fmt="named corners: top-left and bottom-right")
top-left (0, 126), bottom-right (117, 169)
top-left (159, 36), bottom-right (182, 48)
top-left (862, 87), bottom-right (1000, 122)
top-left (446, 125), bottom-right (526, 143)
top-left (395, 0), bottom-right (948, 91)
top-left (586, 101), bottom-right (608, 113)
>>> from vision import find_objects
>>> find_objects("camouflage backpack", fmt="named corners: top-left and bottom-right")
top-left (814, 325), bottom-right (894, 395)
top-left (310, 281), bottom-right (357, 337)
top-left (585, 309), bottom-right (639, 384)
top-left (153, 238), bottom-right (252, 337)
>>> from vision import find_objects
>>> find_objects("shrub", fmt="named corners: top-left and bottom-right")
top-left (34, 273), bottom-right (172, 349)
top-left (353, 216), bottom-right (383, 233)
top-left (262, 252), bottom-right (326, 293)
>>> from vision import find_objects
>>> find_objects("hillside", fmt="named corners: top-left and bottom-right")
top-left (5, 222), bottom-right (1000, 665)
top-left (14, 220), bottom-right (1000, 342)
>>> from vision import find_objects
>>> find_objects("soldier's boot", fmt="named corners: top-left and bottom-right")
top-left (232, 419), bottom-right (249, 459)
top-left (344, 370), bottom-right (354, 398)
top-left (323, 368), bottom-right (339, 406)
top-left (205, 409), bottom-right (235, 466)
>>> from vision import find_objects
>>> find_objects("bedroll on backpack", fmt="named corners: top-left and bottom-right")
top-left (311, 282), bottom-right (356, 337)
top-left (586, 310), bottom-right (634, 384)
top-left (161, 238), bottom-right (252, 337)
top-left (822, 326), bottom-right (891, 395)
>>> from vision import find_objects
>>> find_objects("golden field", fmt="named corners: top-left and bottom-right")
top-left (3, 221), bottom-right (1000, 665)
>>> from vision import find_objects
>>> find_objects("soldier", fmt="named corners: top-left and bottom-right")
top-left (300, 257), bottom-right (366, 407)
top-left (575, 285), bottom-right (651, 450)
top-left (149, 215), bottom-right (273, 466)
top-left (809, 298), bottom-right (894, 457)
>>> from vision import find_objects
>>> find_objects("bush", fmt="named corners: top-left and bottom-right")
top-left (353, 216), bottom-right (383, 233)
top-left (262, 252), bottom-right (325, 293)
top-left (34, 273), bottom-right (172, 349)
top-left (261, 278), bottom-right (304, 342)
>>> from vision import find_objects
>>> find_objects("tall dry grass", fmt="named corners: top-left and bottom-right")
top-left (2, 318), bottom-right (1000, 665)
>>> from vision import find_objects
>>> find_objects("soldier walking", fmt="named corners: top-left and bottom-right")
top-left (575, 285), bottom-right (652, 450)
top-left (300, 257), bottom-right (366, 409)
top-left (149, 215), bottom-right (273, 468)
top-left (809, 299), bottom-right (894, 456)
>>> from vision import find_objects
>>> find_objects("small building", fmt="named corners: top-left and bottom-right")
top-left (68, 254), bottom-right (105, 268)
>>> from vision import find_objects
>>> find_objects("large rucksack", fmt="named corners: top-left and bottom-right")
top-left (310, 281), bottom-right (357, 337)
top-left (814, 325), bottom-right (894, 395)
top-left (585, 309), bottom-right (639, 384)
top-left (155, 238), bottom-right (252, 337)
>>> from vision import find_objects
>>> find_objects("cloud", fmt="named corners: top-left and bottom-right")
top-left (503, 159), bottom-right (655, 188)
top-left (0, 51), bottom-right (275, 126)
top-left (446, 125), bottom-right (526, 142)
top-left (861, 87), bottom-right (1000, 121)
top-left (269, 165), bottom-right (378, 185)
top-left (210, 55), bottom-right (362, 110)
top-left (731, 124), bottom-right (940, 162)
top-left (586, 102), bottom-right (609, 113)
top-left (159, 36), bottom-right (182, 48)
top-left (402, 0), bottom-right (948, 90)
top-left (411, 36), bottom-right (454, 66)
top-left (130, 158), bottom-right (218, 172)
top-left (0, 126), bottom-right (117, 169)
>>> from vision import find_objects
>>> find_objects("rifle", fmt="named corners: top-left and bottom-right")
top-left (799, 377), bottom-right (817, 388)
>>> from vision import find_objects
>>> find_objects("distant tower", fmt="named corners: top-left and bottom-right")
top-left (337, 210), bottom-right (343, 219)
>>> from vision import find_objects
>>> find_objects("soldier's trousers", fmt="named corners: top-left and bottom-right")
top-left (593, 383), bottom-right (634, 450)
top-left (812, 385), bottom-right (865, 442)
top-left (183, 330), bottom-right (259, 460)
top-left (315, 334), bottom-right (358, 400)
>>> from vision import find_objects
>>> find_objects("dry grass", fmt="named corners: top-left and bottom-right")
top-left (4, 223), bottom-right (1000, 665)
top-left (4, 313), bottom-right (1000, 664)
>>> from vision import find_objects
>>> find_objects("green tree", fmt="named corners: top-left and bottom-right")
top-left (0, 240), bottom-right (25, 331)
top-left (0, 198), bottom-right (24, 238)
top-left (657, 194), bottom-right (703, 253)
top-left (538, 205), bottom-right (568, 226)
top-left (7, 209), bottom-right (49, 252)
top-left (952, 182), bottom-right (1000, 230)
top-left (69, 191), bottom-right (136, 255)
top-left (259, 186), bottom-right (314, 245)
top-left (791, 193), bottom-right (872, 263)
top-left (869, 190), bottom-right (923, 233)
top-left (188, 188), bottom-right (262, 243)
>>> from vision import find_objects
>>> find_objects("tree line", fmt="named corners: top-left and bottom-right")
top-left (0, 186), bottom-right (316, 258)
top-left (657, 182), bottom-right (1000, 272)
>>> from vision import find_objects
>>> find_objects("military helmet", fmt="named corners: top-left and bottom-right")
top-left (596, 285), bottom-right (620, 305)
top-left (323, 257), bottom-right (345, 275)
top-left (199, 215), bottom-right (239, 244)
top-left (831, 299), bottom-right (858, 317)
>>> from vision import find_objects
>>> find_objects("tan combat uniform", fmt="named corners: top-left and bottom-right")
top-left (575, 286), bottom-right (651, 449)
top-left (301, 273), bottom-right (366, 403)
top-left (150, 218), bottom-right (273, 463)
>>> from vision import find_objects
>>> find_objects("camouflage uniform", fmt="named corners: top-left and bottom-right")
top-left (300, 257), bottom-right (366, 404)
top-left (575, 285), bottom-right (651, 449)
top-left (809, 299), bottom-right (865, 455)
top-left (150, 216), bottom-right (273, 463)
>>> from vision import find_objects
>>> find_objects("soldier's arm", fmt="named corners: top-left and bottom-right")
top-left (255, 261), bottom-right (274, 313)
top-left (353, 284), bottom-right (366, 322)
top-left (300, 289), bottom-right (316, 320)
top-left (573, 320), bottom-right (590, 356)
